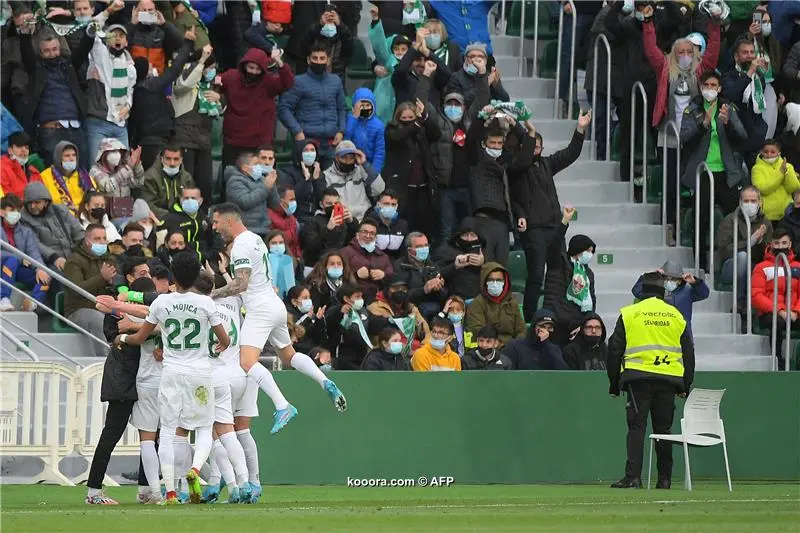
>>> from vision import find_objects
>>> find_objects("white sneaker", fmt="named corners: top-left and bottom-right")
top-left (0, 297), bottom-right (14, 311)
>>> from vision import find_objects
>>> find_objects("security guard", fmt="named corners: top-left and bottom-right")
top-left (606, 272), bottom-right (695, 489)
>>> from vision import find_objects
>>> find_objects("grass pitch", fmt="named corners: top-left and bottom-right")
top-left (1, 483), bottom-right (798, 533)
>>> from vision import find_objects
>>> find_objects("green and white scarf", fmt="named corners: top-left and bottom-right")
top-left (87, 34), bottom-right (136, 126)
top-left (197, 79), bottom-right (222, 117)
top-left (389, 315), bottom-right (417, 356)
top-left (737, 62), bottom-right (765, 114)
top-left (753, 40), bottom-right (774, 84)
top-left (402, 0), bottom-right (426, 28)
top-left (340, 309), bottom-right (372, 349)
top-left (566, 260), bottom-right (593, 312)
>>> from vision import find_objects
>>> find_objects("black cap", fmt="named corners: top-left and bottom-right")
top-left (641, 272), bottom-right (665, 298)
top-left (568, 234), bottom-right (596, 257)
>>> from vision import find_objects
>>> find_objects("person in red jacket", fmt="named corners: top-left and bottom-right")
top-left (340, 218), bottom-right (394, 304)
top-left (218, 46), bottom-right (294, 167)
top-left (751, 227), bottom-right (800, 370)
top-left (268, 185), bottom-right (301, 259)
top-left (1, 132), bottom-right (42, 199)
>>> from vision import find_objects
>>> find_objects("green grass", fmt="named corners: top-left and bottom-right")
top-left (2, 483), bottom-right (798, 533)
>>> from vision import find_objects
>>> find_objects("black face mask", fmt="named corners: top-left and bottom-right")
top-left (399, 119), bottom-right (417, 128)
top-left (360, 108), bottom-right (372, 118)
top-left (324, 205), bottom-right (335, 217)
top-left (90, 207), bottom-right (106, 220)
top-left (167, 247), bottom-right (182, 255)
top-left (458, 237), bottom-right (479, 251)
top-left (478, 347), bottom-right (494, 359)
top-left (126, 244), bottom-right (143, 257)
top-left (389, 290), bottom-right (408, 307)
top-left (109, 46), bottom-right (126, 57)
top-left (740, 60), bottom-right (752, 69)
top-left (773, 247), bottom-right (791, 255)
top-left (308, 62), bottom-right (326, 75)
top-left (584, 334), bottom-right (602, 347)
top-left (243, 71), bottom-right (263, 84)
top-left (335, 160), bottom-right (355, 174)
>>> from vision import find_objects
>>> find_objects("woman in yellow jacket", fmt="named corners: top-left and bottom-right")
top-left (751, 140), bottom-right (800, 224)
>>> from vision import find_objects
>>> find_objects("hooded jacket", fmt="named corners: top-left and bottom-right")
top-left (461, 347), bottom-right (513, 370)
top-left (40, 141), bottom-right (95, 217)
top-left (277, 66), bottom-right (346, 140)
top-left (751, 247), bottom-right (800, 315)
top-left (340, 237), bottom-right (395, 302)
top-left (224, 164), bottom-right (280, 237)
top-left (323, 162), bottom-right (385, 223)
top-left (345, 87), bottom-right (386, 173)
top-left (542, 224), bottom-right (597, 328)
top-left (432, 217), bottom-right (485, 300)
top-left (751, 154), bottom-right (800, 221)
top-left (632, 268), bottom-right (710, 330)
top-left (90, 137), bottom-right (146, 197)
top-left (63, 239), bottom-right (112, 317)
top-left (501, 310), bottom-right (568, 370)
top-left (715, 208), bottom-right (773, 267)
top-left (220, 47), bottom-right (295, 148)
top-left (281, 140), bottom-right (328, 225)
top-left (411, 340), bottom-right (461, 371)
top-left (140, 155), bottom-right (197, 220)
top-left (19, 182), bottom-right (84, 266)
top-left (361, 348), bottom-right (411, 371)
top-left (0, 154), bottom-right (42, 199)
top-left (464, 262), bottom-right (526, 346)
top-left (562, 312), bottom-right (608, 371)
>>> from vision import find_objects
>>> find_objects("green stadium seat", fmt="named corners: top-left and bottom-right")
top-left (211, 117), bottom-right (222, 162)
top-left (347, 39), bottom-right (376, 81)
top-left (506, 1), bottom-right (558, 39)
top-left (53, 291), bottom-right (76, 333)
top-left (508, 250), bottom-right (527, 294)
top-left (538, 40), bottom-right (558, 79)
top-left (647, 164), bottom-right (663, 204)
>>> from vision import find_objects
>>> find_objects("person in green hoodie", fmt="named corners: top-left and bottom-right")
top-left (464, 262), bottom-right (526, 347)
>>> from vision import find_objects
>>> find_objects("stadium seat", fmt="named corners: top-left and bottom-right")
top-left (508, 250), bottom-right (527, 294)
top-left (538, 40), bottom-right (558, 79)
top-left (53, 291), bottom-right (76, 333)
top-left (348, 39), bottom-right (376, 81)
top-left (211, 117), bottom-right (222, 162)
top-left (506, 0), bottom-right (558, 39)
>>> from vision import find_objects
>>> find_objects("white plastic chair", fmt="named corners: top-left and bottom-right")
top-left (647, 388), bottom-right (732, 491)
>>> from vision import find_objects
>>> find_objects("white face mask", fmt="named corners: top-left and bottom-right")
top-left (702, 88), bottom-right (718, 103)
top-left (106, 151), bottom-right (122, 167)
top-left (4, 211), bottom-right (21, 225)
top-left (762, 155), bottom-right (779, 164)
top-left (741, 202), bottom-right (759, 219)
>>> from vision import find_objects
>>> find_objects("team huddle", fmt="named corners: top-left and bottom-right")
top-left (93, 203), bottom-right (347, 505)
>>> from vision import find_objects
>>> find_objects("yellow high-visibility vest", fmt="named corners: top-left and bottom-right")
top-left (619, 297), bottom-right (686, 379)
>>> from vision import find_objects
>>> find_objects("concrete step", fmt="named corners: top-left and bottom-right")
top-left (521, 97), bottom-right (558, 119)
top-left (570, 203), bottom-right (659, 225)
top-left (8, 332), bottom-right (98, 362)
top-left (491, 35), bottom-right (537, 57)
top-left (567, 224), bottom-right (664, 249)
top-left (556, 181), bottom-right (629, 204)
top-left (543, 139), bottom-right (593, 160)
top-left (694, 334), bottom-right (769, 356)
top-left (695, 355), bottom-right (773, 371)
top-left (501, 77), bottom-right (555, 99)
top-left (533, 118), bottom-right (583, 140)
top-left (555, 160), bottom-right (620, 182)
top-left (0, 311), bottom-right (39, 335)
top-left (494, 56), bottom-right (533, 77)
top-left (588, 247), bottom-right (694, 269)
top-left (595, 312), bottom-right (739, 336)
top-left (594, 290), bottom-right (732, 314)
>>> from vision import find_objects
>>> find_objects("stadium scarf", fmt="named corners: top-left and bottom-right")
top-left (737, 63), bottom-right (765, 114)
top-left (402, 0), bottom-right (426, 28)
top-left (753, 40), bottom-right (774, 84)
top-left (87, 40), bottom-right (136, 126)
top-left (50, 165), bottom-right (95, 217)
top-left (197, 79), bottom-right (222, 117)
top-left (566, 260), bottom-right (593, 312)
top-left (340, 309), bottom-right (372, 349)
top-left (389, 315), bottom-right (416, 356)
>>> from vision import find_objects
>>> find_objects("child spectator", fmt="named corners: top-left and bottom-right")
top-left (461, 326), bottom-right (512, 370)
top-left (307, 251), bottom-right (357, 309)
top-left (266, 229), bottom-right (296, 298)
top-left (1, 132), bottom-right (42, 199)
top-left (325, 284), bottom-right (376, 370)
top-left (361, 327), bottom-right (411, 371)
top-left (751, 139), bottom-right (800, 225)
top-left (346, 87), bottom-right (386, 173)
top-left (285, 284), bottom-right (327, 355)
top-left (411, 316), bottom-right (461, 371)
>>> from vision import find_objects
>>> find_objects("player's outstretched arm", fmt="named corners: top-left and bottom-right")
top-left (115, 321), bottom-right (157, 347)
top-left (210, 267), bottom-right (251, 299)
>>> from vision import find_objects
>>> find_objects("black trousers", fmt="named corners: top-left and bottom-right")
top-left (473, 215), bottom-right (509, 265)
top-left (697, 171), bottom-right (740, 271)
top-left (624, 380), bottom-right (677, 480)
top-left (618, 83), bottom-right (654, 183)
top-left (404, 186), bottom-right (435, 238)
top-left (183, 148), bottom-right (214, 204)
top-left (521, 226), bottom-right (561, 322)
top-left (87, 400), bottom-right (138, 489)
top-left (140, 143), bottom-right (165, 171)
top-left (759, 314), bottom-right (799, 371)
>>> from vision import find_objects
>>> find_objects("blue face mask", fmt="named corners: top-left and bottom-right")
top-left (270, 243), bottom-right (286, 255)
top-left (90, 242), bottom-right (107, 257)
top-left (430, 338), bottom-right (447, 351)
top-left (578, 251), bottom-right (593, 265)
top-left (320, 23), bottom-right (337, 38)
top-left (361, 240), bottom-right (376, 253)
top-left (62, 160), bottom-right (77, 173)
top-left (251, 164), bottom-right (266, 180)
top-left (444, 105), bottom-right (463, 122)
top-left (302, 151), bottom-right (316, 166)
top-left (448, 312), bottom-right (463, 323)
top-left (328, 266), bottom-right (343, 279)
top-left (485, 147), bottom-right (503, 159)
top-left (425, 33), bottom-right (442, 50)
top-left (414, 246), bottom-right (430, 261)
top-left (75, 15), bottom-right (92, 24)
top-left (299, 298), bottom-right (313, 313)
top-left (204, 68), bottom-right (216, 82)
top-left (487, 280), bottom-right (505, 297)
top-left (181, 198), bottom-right (200, 215)
top-left (352, 298), bottom-right (364, 311)
top-left (320, 363), bottom-right (333, 372)
top-left (379, 206), bottom-right (397, 220)
top-left (664, 280), bottom-right (679, 293)
top-left (389, 341), bottom-right (404, 354)
top-left (285, 200), bottom-right (297, 215)
top-left (464, 63), bottom-right (478, 75)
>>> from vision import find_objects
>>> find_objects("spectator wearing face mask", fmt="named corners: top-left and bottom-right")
top-left (140, 145), bottom-right (197, 220)
top-left (465, 262), bottom-right (525, 347)
top-left (366, 190), bottom-right (409, 261)
top-left (421, 19), bottom-right (461, 73)
top-left (285, 284), bottom-right (327, 355)
top-left (0, 194), bottom-right (51, 312)
top-left (751, 139), bottom-right (800, 224)
top-left (392, 28), bottom-right (451, 112)
top-left (128, 199), bottom-right (158, 256)
top-left (266, 229), bottom-right (296, 298)
top-left (461, 325), bottom-right (512, 370)
top-left (543, 208), bottom-right (597, 347)
top-left (218, 46), bottom-right (293, 168)
top-left (368, 273), bottom-right (430, 355)
top-left (562, 313), bottom-right (607, 371)
top-left (501, 309), bottom-right (568, 370)
top-left (155, 229), bottom-right (186, 268)
top-left (325, 284), bottom-right (376, 370)
top-left (297, 6), bottom-right (354, 83)
top-left (445, 43), bottom-right (508, 112)
top-left (433, 218), bottom-right (485, 301)
top-left (90, 138), bottom-right (146, 198)
top-left (632, 261), bottom-right (709, 336)
top-left (439, 295), bottom-right (466, 355)
top-left (162, 186), bottom-right (214, 262)
top-left (20, 182), bottom-right (84, 273)
top-left (78, 191), bottom-right (122, 245)
top-left (724, 38), bottom-right (769, 165)
top-left (307, 251), bottom-right (357, 309)
top-left (368, 8), bottom-right (411, 125)
top-left (224, 151), bottom-right (280, 238)
top-left (345, 87), bottom-right (386, 174)
top-left (40, 141), bottom-right (95, 218)
top-left (744, 9), bottom-right (783, 139)
top-left (411, 316), bottom-right (460, 371)
top-left (394, 231), bottom-right (445, 319)
top-left (282, 141), bottom-right (325, 226)
top-left (340, 218), bottom-right (394, 303)
top-left (127, 1), bottom-right (184, 74)
top-left (301, 188), bottom-right (358, 269)
top-left (1, 131), bottom-right (42, 200)
top-left (278, 45), bottom-right (346, 171)
top-left (428, 0), bottom-right (494, 56)
top-left (361, 327), bottom-right (412, 371)
top-left (268, 185), bottom-right (302, 260)
top-left (323, 141), bottom-right (385, 223)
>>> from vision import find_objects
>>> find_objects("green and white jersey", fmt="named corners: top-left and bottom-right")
top-left (210, 296), bottom-right (245, 381)
top-left (131, 315), bottom-right (162, 390)
top-left (230, 230), bottom-right (280, 311)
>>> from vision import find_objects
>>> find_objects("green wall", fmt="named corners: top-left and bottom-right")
top-left (254, 372), bottom-right (800, 485)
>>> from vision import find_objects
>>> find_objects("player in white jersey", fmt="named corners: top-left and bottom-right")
top-left (210, 201), bottom-right (347, 435)
top-left (117, 252), bottom-right (230, 505)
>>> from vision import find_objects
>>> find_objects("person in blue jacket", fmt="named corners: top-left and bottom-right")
top-left (346, 87), bottom-right (386, 174)
top-left (429, 0), bottom-right (496, 55)
top-left (631, 260), bottom-right (709, 335)
top-left (500, 309), bottom-right (569, 370)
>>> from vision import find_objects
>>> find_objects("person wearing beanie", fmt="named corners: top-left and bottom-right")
top-left (366, 271), bottom-right (430, 356)
top-left (631, 260), bottom-right (709, 335)
top-left (501, 308), bottom-right (568, 370)
top-left (323, 141), bottom-right (385, 223)
top-left (445, 42), bottom-right (509, 112)
top-left (542, 207), bottom-right (597, 347)
top-left (606, 271), bottom-right (695, 490)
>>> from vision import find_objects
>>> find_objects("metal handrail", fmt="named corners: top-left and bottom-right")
top-left (498, 0), bottom-right (507, 35)
top-left (1, 329), bottom-right (39, 362)
top-left (0, 240), bottom-right (98, 304)
top-left (0, 279), bottom-right (109, 349)
top-left (731, 207), bottom-right (753, 334)
top-left (590, 33), bottom-right (611, 161)
top-left (662, 120), bottom-right (681, 245)
top-left (0, 315), bottom-right (82, 367)
top-left (630, 81), bottom-right (648, 202)
top-left (694, 162), bottom-right (715, 286)
top-left (517, 0), bottom-right (526, 76)
top-left (532, 0), bottom-right (540, 77)
top-left (1, 345), bottom-right (22, 361)
top-left (770, 252), bottom-right (792, 372)
top-left (554, 0), bottom-right (576, 118)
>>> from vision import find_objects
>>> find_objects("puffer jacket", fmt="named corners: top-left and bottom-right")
top-left (0, 154), bottom-right (42, 199)
top-left (500, 311), bottom-right (568, 370)
top-left (224, 164), bottom-right (280, 237)
top-left (632, 272), bottom-right (709, 333)
top-left (361, 348), bottom-right (411, 371)
top-left (345, 87), bottom-right (386, 173)
top-left (62, 241), bottom-right (111, 318)
top-left (751, 154), bottom-right (800, 221)
top-left (280, 140), bottom-right (328, 224)
top-left (432, 217), bottom-right (485, 300)
top-left (277, 69), bottom-right (346, 140)
top-left (464, 262), bottom-right (526, 346)
top-left (140, 156), bottom-right (198, 220)
top-left (90, 138), bottom-right (146, 197)
top-left (340, 237), bottom-right (395, 302)
top-left (19, 182), bottom-right (84, 266)
top-left (323, 163), bottom-right (385, 223)
top-left (128, 20), bottom-right (184, 75)
top-left (751, 247), bottom-right (800, 315)
top-left (561, 312), bottom-right (608, 371)
top-left (0, 218), bottom-right (45, 266)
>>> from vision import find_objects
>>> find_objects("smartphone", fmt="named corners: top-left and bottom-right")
top-left (753, 12), bottom-right (762, 25)
top-left (333, 203), bottom-right (344, 219)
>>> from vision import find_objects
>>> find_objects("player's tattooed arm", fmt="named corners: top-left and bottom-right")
top-left (211, 267), bottom-right (250, 298)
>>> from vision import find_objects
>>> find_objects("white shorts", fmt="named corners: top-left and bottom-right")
top-left (240, 306), bottom-right (292, 351)
top-left (214, 383), bottom-right (234, 425)
top-left (158, 371), bottom-right (215, 430)
top-left (229, 374), bottom-right (259, 418)
top-left (130, 386), bottom-right (160, 432)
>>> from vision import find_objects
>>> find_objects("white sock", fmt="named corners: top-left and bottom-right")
top-left (290, 352), bottom-right (327, 386)
top-left (236, 429), bottom-right (260, 484)
top-left (140, 440), bottom-right (161, 494)
top-left (174, 435), bottom-right (191, 491)
top-left (158, 429), bottom-right (176, 494)
top-left (137, 485), bottom-right (151, 496)
top-left (220, 432), bottom-right (249, 487)
top-left (212, 439), bottom-right (236, 488)
top-left (247, 363), bottom-right (289, 410)
top-left (207, 446), bottom-right (222, 486)
top-left (87, 487), bottom-right (102, 497)
top-left (192, 427), bottom-right (213, 472)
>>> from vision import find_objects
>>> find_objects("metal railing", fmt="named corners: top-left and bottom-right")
top-left (694, 162), bottom-right (715, 287)
top-left (554, 0), bottom-right (576, 118)
top-left (0, 312), bottom-right (83, 366)
top-left (590, 34), bottom-right (611, 161)
top-left (498, 0), bottom-right (507, 35)
top-left (770, 253), bottom-right (792, 372)
top-left (1, 329), bottom-right (39, 362)
top-left (630, 81), bottom-right (648, 203)
top-left (662, 120), bottom-right (682, 245)
top-left (532, 0), bottom-right (540, 77)
top-left (517, 0), bottom-right (527, 76)
top-left (731, 207), bottom-right (753, 334)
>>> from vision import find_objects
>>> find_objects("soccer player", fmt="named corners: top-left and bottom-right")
top-left (210, 203), bottom-right (347, 435)
top-left (116, 252), bottom-right (230, 505)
